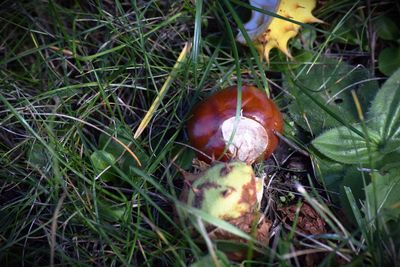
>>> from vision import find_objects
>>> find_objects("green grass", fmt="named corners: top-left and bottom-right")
top-left (1, 0), bottom-right (399, 266)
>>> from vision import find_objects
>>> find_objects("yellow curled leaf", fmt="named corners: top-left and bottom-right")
top-left (237, 0), bottom-right (322, 62)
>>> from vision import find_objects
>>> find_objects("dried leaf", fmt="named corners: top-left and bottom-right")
top-left (279, 202), bottom-right (326, 235)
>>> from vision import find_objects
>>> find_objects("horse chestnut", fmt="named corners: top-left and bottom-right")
top-left (187, 85), bottom-right (283, 163)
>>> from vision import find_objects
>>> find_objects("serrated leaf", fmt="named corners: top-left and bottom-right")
top-left (312, 126), bottom-right (381, 164)
top-left (368, 68), bottom-right (400, 142)
top-left (378, 46), bottom-right (400, 76)
top-left (288, 93), bottom-right (342, 135)
top-left (286, 57), bottom-right (377, 135)
top-left (365, 170), bottom-right (400, 223)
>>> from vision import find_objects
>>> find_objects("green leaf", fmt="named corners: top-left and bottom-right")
top-left (171, 147), bottom-right (196, 170)
top-left (98, 131), bottom-right (130, 158)
top-left (368, 68), bottom-right (400, 142)
top-left (291, 28), bottom-right (317, 51)
top-left (98, 122), bottom-right (149, 170)
top-left (344, 187), bottom-right (368, 242)
top-left (379, 151), bottom-right (400, 171)
top-left (314, 157), bottom-right (347, 203)
top-left (312, 126), bottom-right (381, 164)
top-left (182, 204), bottom-right (254, 241)
top-left (28, 143), bottom-right (49, 169)
top-left (365, 170), bottom-right (400, 223)
top-left (90, 150), bottom-right (117, 181)
top-left (331, 18), bottom-right (368, 49)
top-left (271, 50), bottom-right (314, 72)
top-left (381, 138), bottom-right (400, 154)
top-left (374, 16), bottom-right (400, 41)
top-left (339, 167), bottom-right (370, 221)
top-left (98, 200), bottom-right (129, 223)
top-left (315, 155), bottom-right (369, 220)
top-left (286, 57), bottom-right (377, 135)
top-left (378, 46), bottom-right (400, 76)
top-left (189, 251), bottom-right (230, 267)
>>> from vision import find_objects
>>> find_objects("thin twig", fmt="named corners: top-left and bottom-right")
top-left (50, 191), bottom-right (66, 267)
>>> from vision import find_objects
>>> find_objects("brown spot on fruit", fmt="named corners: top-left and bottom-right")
top-left (220, 164), bottom-right (232, 177)
top-left (182, 161), bottom-right (259, 228)
top-left (193, 182), bottom-right (221, 209)
top-left (220, 186), bottom-right (236, 198)
top-left (197, 181), bottom-right (220, 190)
top-left (239, 177), bottom-right (257, 206)
top-left (193, 192), bottom-right (203, 209)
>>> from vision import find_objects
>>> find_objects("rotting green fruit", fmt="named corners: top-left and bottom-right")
top-left (179, 161), bottom-right (271, 261)
top-left (186, 161), bottom-right (263, 221)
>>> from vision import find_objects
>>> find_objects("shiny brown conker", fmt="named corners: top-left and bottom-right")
top-left (187, 85), bottom-right (283, 163)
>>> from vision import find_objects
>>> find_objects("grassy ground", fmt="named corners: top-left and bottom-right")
top-left (1, 0), bottom-right (399, 266)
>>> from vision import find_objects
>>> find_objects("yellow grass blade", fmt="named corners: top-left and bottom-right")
top-left (134, 42), bottom-right (192, 139)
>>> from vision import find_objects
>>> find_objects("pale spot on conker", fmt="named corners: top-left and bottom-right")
top-left (221, 116), bottom-right (269, 163)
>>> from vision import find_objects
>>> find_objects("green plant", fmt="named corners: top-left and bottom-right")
top-left (312, 68), bottom-right (400, 265)
top-left (313, 68), bottom-right (400, 171)
top-left (285, 56), bottom-right (378, 136)
top-left (375, 16), bottom-right (400, 76)
top-left (2, 0), bottom-right (400, 266)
